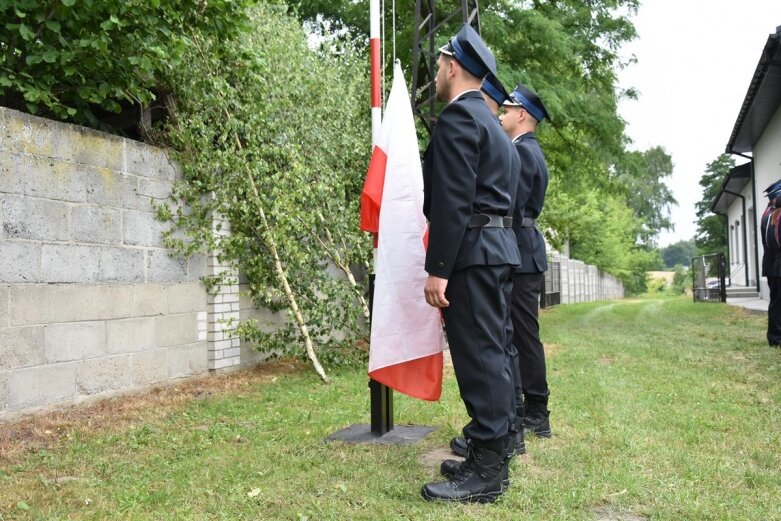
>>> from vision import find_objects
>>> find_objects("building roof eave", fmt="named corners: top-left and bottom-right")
top-left (726, 26), bottom-right (781, 154)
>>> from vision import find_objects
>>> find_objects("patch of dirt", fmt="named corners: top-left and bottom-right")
top-left (0, 359), bottom-right (305, 464)
top-left (544, 343), bottom-right (563, 357)
top-left (419, 447), bottom-right (459, 469)
top-left (592, 506), bottom-right (648, 521)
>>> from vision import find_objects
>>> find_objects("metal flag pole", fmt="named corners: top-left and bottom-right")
top-left (368, 0), bottom-right (394, 435)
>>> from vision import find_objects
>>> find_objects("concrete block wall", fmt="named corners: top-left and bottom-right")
top-left (549, 249), bottom-right (624, 305)
top-left (0, 107), bottom-right (264, 419)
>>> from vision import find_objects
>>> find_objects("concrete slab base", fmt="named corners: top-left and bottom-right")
top-left (326, 424), bottom-right (435, 446)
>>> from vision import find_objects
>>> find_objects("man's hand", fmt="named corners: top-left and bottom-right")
top-left (424, 275), bottom-right (450, 308)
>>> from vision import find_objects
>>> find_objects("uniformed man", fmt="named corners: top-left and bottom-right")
top-left (501, 83), bottom-right (553, 437)
top-left (420, 24), bottom-right (521, 503)
top-left (446, 73), bottom-right (529, 463)
top-left (446, 80), bottom-right (550, 470)
top-left (760, 179), bottom-right (781, 347)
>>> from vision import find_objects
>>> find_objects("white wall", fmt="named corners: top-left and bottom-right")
top-left (752, 104), bottom-right (781, 299)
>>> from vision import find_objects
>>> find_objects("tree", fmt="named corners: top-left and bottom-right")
top-left (616, 146), bottom-right (676, 246)
top-left (671, 264), bottom-right (688, 295)
top-left (661, 239), bottom-right (696, 268)
top-left (0, 0), bottom-right (254, 131)
top-left (158, 3), bottom-right (373, 379)
top-left (695, 154), bottom-right (734, 256)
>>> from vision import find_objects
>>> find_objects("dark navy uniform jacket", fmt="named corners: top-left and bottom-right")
top-left (423, 90), bottom-right (521, 279)
top-left (511, 132), bottom-right (548, 273)
top-left (761, 201), bottom-right (781, 278)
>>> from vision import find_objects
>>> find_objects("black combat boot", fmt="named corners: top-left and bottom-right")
top-left (523, 396), bottom-right (552, 438)
top-left (422, 437), bottom-right (510, 503)
top-left (442, 417), bottom-right (523, 481)
top-left (449, 422), bottom-right (525, 458)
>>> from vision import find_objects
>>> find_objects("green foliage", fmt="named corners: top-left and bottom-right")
top-left (646, 276), bottom-right (667, 294)
top-left (695, 154), bottom-right (734, 256)
top-left (615, 146), bottom-right (676, 246)
top-left (661, 239), bottom-right (697, 269)
top-left (158, 3), bottom-right (371, 368)
top-left (0, 0), bottom-right (252, 129)
top-left (671, 264), bottom-right (689, 295)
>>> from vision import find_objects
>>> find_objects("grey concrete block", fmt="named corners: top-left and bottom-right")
top-left (83, 166), bottom-right (137, 209)
top-left (76, 355), bottom-right (131, 395)
top-left (41, 244), bottom-right (101, 283)
top-left (0, 370), bottom-right (7, 411)
top-left (138, 178), bottom-right (173, 199)
top-left (106, 317), bottom-right (156, 354)
top-left (72, 206), bottom-right (121, 244)
top-left (0, 152), bottom-right (24, 195)
top-left (0, 241), bottom-right (40, 283)
top-left (240, 343), bottom-right (270, 368)
top-left (2, 196), bottom-right (69, 241)
top-left (99, 247), bottom-right (144, 283)
top-left (130, 350), bottom-right (168, 385)
top-left (147, 250), bottom-right (188, 283)
top-left (167, 342), bottom-right (207, 378)
top-left (123, 210), bottom-right (166, 247)
top-left (125, 141), bottom-right (165, 178)
top-left (44, 321), bottom-right (105, 363)
top-left (10, 284), bottom-right (134, 325)
top-left (0, 285), bottom-right (8, 327)
top-left (158, 155), bottom-right (180, 182)
top-left (133, 284), bottom-right (167, 317)
top-left (72, 129), bottom-right (124, 171)
top-left (23, 155), bottom-right (88, 203)
top-left (7, 363), bottom-right (76, 410)
top-left (0, 326), bottom-right (44, 370)
top-left (167, 282), bottom-right (206, 314)
top-left (0, 109), bottom-right (49, 157)
top-left (154, 313), bottom-right (198, 347)
top-left (187, 253), bottom-right (207, 282)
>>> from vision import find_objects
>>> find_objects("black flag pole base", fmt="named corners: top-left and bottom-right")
top-left (325, 378), bottom-right (436, 445)
top-left (326, 423), bottom-right (435, 445)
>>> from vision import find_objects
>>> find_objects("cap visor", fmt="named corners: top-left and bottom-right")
top-left (438, 42), bottom-right (454, 56)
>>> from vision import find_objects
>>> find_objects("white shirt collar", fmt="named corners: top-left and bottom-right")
top-left (449, 88), bottom-right (481, 104)
top-left (512, 131), bottom-right (529, 143)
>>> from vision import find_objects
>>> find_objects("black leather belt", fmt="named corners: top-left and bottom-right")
top-left (468, 214), bottom-right (513, 228)
top-left (520, 217), bottom-right (537, 228)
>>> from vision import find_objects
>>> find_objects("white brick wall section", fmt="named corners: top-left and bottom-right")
top-left (197, 311), bottom-right (207, 341)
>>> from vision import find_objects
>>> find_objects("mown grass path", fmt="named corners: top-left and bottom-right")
top-left (1, 296), bottom-right (780, 520)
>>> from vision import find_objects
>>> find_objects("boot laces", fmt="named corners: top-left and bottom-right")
top-left (450, 447), bottom-right (476, 484)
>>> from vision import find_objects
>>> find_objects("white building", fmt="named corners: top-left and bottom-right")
top-left (714, 25), bottom-right (781, 300)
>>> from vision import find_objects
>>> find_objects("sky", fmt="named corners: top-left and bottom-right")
top-left (616, 0), bottom-right (781, 247)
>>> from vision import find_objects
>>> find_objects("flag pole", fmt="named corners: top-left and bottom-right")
top-left (368, 0), bottom-right (394, 435)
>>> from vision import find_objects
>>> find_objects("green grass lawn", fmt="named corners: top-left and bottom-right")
top-left (2, 296), bottom-right (780, 520)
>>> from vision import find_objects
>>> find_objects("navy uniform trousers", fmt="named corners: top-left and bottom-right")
top-left (442, 265), bottom-right (515, 441)
top-left (511, 272), bottom-right (548, 402)
top-left (509, 132), bottom-right (550, 408)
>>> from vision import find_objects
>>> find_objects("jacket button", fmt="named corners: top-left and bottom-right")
top-left (437, 261), bottom-right (444, 268)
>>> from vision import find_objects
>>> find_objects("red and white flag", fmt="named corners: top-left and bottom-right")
top-left (360, 62), bottom-right (445, 401)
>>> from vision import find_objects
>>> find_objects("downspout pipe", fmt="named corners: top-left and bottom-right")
top-left (723, 189), bottom-right (749, 287)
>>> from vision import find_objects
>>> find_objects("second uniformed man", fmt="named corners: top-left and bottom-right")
top-left (501, 83), bottom-right (553, 437)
